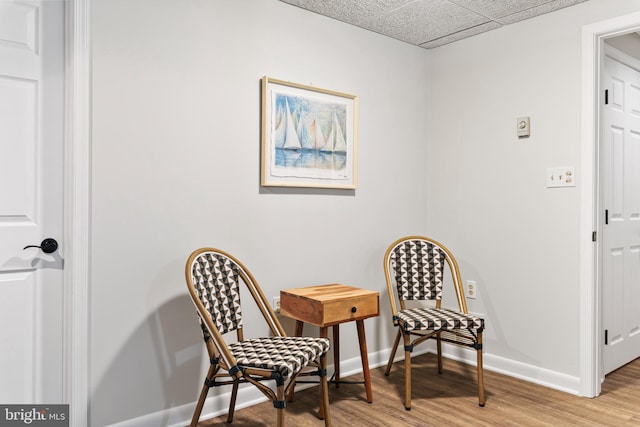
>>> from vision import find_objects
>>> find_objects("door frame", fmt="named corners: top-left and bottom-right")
top-left (64, 0), bottom-right (91, 425)
top-left (581, 11), bottom-right (640, 398)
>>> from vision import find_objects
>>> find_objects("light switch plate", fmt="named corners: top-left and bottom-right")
top-left (547, 166), bottom-right (575, 188)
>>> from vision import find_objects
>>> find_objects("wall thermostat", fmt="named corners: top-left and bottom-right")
top-left (517, 117), bottom-right (530, 138)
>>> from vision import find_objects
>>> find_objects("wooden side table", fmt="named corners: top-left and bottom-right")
top-left (280, 283), bottom-right (380, 404)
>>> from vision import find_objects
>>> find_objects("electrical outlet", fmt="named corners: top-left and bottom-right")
top-left (272, 296), bottom-right (281, 313)
top-left (466, 280), bottom-right (477, 300)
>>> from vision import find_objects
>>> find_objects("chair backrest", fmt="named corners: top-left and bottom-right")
top-left (190, 250), bottom-right (244, 335)
top-left (185, 248), bottom-right (285, 371)
top-left (384, 236), bottom-right (468, 316)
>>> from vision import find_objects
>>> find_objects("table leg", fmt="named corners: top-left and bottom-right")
top-left (294, 320), bottom-right (304, 337)
top-left (287, 321), bottom-right (305, 402)
top-left (356, 319), bottom-right (373, 403)
top-left (332, 325), bottom-right (340, 388)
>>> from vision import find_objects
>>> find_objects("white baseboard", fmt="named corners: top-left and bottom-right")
top-left (106, 344), bottom-right (580, 427)
top-left (369, 341), bottom-right (580, 395)
top-left (440, 346), bottom-right (581, 396)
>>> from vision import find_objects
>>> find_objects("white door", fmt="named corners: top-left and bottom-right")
top-left (0, 0), bottom-right (64, 403)
top-left (601, 47), bottom-right (640, 374)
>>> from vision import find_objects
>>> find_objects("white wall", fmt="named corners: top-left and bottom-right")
top-left (91, 0), bottom-right (640, 425)
top-left (91, 0), bottom-right (430, 425)
top-left (427, 0), bottom-right (640, 387)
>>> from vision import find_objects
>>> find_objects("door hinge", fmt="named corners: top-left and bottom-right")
top-left (605, 329), bottom-right (608, 345)
top-left (605, 209), bottom-right (609, 225)
top-left (605, 89), bottom-right (609, 105)
top-left (592, 231), bottom-right (597, 242)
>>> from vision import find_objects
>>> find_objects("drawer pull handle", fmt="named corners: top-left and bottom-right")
top-left (351, 306), bottom-right (357, 313)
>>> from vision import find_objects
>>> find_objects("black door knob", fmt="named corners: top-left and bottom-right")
top-left (23, 238), bottom-right (59, 254)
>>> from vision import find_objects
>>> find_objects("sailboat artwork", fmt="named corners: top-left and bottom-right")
top-left (272, 94), bottom-right (349, 172)
top-left (261, 77), bottom-right (358, 189)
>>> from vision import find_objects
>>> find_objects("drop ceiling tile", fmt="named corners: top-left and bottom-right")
top-left (496, 0), bottom-right (589, 25)
top-left (280, 0), bottom-right (414, 25)
top-left (279, 0), bottom-right (593, 49)
top-left (420, 21), bottom-right (502, 48)
top-left (450, 0), bottom-right (551, 19)
top-left (360, 0), bottom-right (490, 45)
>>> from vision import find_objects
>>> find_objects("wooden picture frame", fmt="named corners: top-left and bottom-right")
top-left (261, 77), bottom-right (358, 189)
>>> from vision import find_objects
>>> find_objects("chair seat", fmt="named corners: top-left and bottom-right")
top-left (229, 336), bottom-right (330, 378)
top-left (398, 307), bottom-right (484, 332)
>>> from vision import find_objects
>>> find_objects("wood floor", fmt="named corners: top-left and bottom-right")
top-left (197, 354), bottom-right (640, 426)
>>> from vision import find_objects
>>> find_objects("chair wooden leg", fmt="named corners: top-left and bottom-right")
top-left (385, 329), bottom-right (402, 376)
top-left (403, 332), bottom-right (412, 410)
top-left (190, 364), bottom-right (216, 427)
top-left (227, 380), bottom-right (239, 423)
top-left (276, 383), bottom-right (285, 427)
top-left (319, 354), bottom-right (332, 427)
top-left (437, 332), bottom-right (443, 374)
top-left (477, 331), bottom-right (486, 407)
top-left (318, 326), bottom-right (329, 420)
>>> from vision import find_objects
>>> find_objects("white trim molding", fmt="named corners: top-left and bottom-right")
top-left (580, 10), bottom-right (640, 399)
top-left (64, 0), bottom-right (92, 425)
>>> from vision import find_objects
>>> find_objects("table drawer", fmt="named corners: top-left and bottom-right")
top-left (280, 284), bottom-right (379, 327)
top-left (322, 294), bottom-right (379, 325)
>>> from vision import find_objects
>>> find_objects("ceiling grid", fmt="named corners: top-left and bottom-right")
top-left (280, 0), bottom-right (590, 48)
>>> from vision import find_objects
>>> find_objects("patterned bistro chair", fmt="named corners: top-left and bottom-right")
top-left (383, 236), bottom-right (485, 410)
top-left (185, 248), bottom-right (332, 426)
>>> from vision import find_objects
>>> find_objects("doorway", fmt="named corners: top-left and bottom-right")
top-left (0, 0), bottom-right (64, 403)
top-left (581, 11), bottom-right (640, 398)
top-left (600, 39), bottom-right (640, 376)
top-left (1, 0), bottom-right (92, 423)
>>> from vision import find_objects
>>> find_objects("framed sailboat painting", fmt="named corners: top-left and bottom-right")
top-left (261, 77), bottom-right (358, 189)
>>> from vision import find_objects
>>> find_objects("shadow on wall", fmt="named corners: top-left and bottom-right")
top-left (90, 249), bottom-right (397, 426)
top-left (457, 259), bottom-right (541, 368)
top-left (91, 294), bottom-right (205, 426)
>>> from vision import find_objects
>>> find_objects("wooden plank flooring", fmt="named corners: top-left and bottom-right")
top-left (197, 354), bottom-right (640, 426)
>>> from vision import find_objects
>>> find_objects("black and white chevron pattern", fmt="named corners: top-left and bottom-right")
top-left (397, 307), bottom-right (484, 332)
top-left (229, 336), bottom-right (330, 377)
top-left (189, 250), bottom-right (332, 381)
top-left (390, 239), bottom-right (445, 301)
top-left (191, 252), bottom-right (243, 335)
